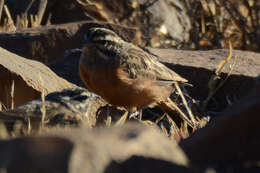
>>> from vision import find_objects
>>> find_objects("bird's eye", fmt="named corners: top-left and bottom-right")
top-left (84, 34), bottom-right (88, 41)
top-left (82, 34), bottom-right (90, 44)
top-left (83, 30), bottom-right (94, 44)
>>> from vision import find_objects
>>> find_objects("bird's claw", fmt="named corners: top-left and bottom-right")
top-left (129, 111), bottom-right (139, 119)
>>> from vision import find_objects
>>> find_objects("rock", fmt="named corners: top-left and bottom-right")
top-left (150, 48), bottom-right (260, 107)
top-left (0, 135), bottom-right (72, 173)
top-left (179, 88), bottom-right (260, 167)
top-left (0, 21), bottom-right (138, 64)
top-left (139, 0), bottom-right (191, 43)
top-left (0, 47), bottom-right (75, 109)
top-left (104, 156), bottom-right (196, 173)
top-left (0, 123), bottom-right (190, 173)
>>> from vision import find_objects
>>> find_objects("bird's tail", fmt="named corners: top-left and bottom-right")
top-left (157, 98), bottom-right (195, 128)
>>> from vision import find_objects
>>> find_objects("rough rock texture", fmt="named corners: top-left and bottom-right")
top-left (180, 87), bottom-right (260, 167)
top-left (0, 47), bottom-right (75, 108)
top-left (0, 21), bottom-right (137, 64)
top-left (0, 123), bottom-right (191, 173)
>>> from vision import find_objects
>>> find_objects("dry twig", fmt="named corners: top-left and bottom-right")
top-left (37, 0), bottom-right (48, 25)
top-left (0, 0), bottom-right (4, 22)
top-left (174, 82), bottom-right (196, 126)
top-left (202, 40), bottom-right (235, 110)
top-left (3, 5), bottom-right (16, 31)
top-left (10, 80), bottom-right (14, 110)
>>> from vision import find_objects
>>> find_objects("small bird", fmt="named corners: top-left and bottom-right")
top-left (79, 27), bottom-right (189, 124)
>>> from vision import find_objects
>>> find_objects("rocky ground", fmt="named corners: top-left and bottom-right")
top-left (0, 1), bottom-right (260, 173)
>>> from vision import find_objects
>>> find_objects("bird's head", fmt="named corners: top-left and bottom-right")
top-left (83, 27), bottom-right (124, 46)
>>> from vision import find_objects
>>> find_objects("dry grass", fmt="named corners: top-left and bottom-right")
top-left (0, 121), bottom-right (8, 139)
top-left (39, 75), bottom-right (47, 128)
top-left (114, 111), bottom-right (128, 126)
top-left (189, 0), bottom-right (260, 51)
top-left (10, 80), bottom-right (14, 110)
top-left (202, 40), bottom-right (236, 110)
top-left (0, 2), bottom-right (48, 32)
top-left (78, 0), bottom-right (260, 51)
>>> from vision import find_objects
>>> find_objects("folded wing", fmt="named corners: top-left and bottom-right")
top-left (119, 45), bottom-right (188, 84)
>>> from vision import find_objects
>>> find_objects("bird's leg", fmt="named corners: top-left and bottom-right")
top-left (138, 109), bottom-right (143, 120)
top-left (129, 107), bottom-right (143, 120)
top-left (129, 111), bottom-right (139, 119)
top-left (115, 107), bottom-right (138, 126)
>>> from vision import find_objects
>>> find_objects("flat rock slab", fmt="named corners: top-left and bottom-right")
top-left (0, 47), bottom-right (75, 108)
top-left (0, 21), bottom-right (137, 64)
top-left (0, 123), bottom-right (192, 173)
top-left (150, 48), bottom-right (260, 106)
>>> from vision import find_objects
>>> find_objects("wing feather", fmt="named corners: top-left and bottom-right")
top-left (118, 44), bottom-right (187, 83)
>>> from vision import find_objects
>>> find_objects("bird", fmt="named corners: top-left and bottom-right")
top-left (0, 88), bottom-right (96, 129)
top-left (79, 27), bottom-right (190, 125)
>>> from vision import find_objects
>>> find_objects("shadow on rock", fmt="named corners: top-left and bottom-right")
top-left (104, 155), bottom-right (197, 173)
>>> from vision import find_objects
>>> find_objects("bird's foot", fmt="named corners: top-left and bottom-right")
top-left (129, 111), bottom-right (138, 119)
top-left (129, 110), bottom-right (142, 120)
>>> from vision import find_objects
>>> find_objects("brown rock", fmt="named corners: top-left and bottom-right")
top-left (180, 89), bottom-right (260, 165)
top-left (0, 123), bottom-right (190, 173)
top-left (0, 47), bottom-right (75, 108)
top-left (150, 48), bottom-right (260, 107)
top-left (0, 21), bottom-right (137, 64)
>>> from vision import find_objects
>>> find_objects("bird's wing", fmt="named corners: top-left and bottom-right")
top-left (119, 45), bottom-right (188, 83)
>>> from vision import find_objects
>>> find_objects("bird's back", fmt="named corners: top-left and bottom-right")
top-left (118, 43), bottom-right (188, 84)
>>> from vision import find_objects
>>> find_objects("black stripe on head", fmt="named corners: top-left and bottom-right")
top-left (89, 27), bottom-right (118, 38)
top-left (95, 45), bottom-right (118, 57)
top-left (84, 27), bottom-right (121, 45)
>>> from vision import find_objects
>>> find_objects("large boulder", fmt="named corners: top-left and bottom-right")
top-left (0, 47), bottom-right (75, 109)
top-left (0, 123), bottom-right (191, 173)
